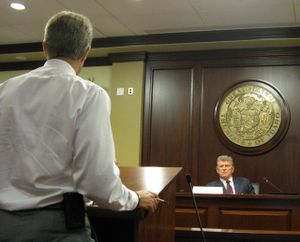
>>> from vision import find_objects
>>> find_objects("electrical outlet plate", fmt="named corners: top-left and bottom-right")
top-left (128, 87), bottom-right (134, 95)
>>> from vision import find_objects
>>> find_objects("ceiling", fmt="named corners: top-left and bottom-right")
top-left (1, 0), bottom-right (300, 62)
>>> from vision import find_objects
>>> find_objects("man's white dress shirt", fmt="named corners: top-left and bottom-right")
top-left (220, 177), bottom-right (236, 194)
top-left (0, 59), bottom-right (138, 211)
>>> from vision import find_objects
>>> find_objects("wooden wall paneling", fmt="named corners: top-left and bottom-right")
top-left (176, 208), bottom-right (207, 228)
top-left (198, 65), bottom-right (300, 193)
top-left (143, 48), bottom-right (300, 194)
top-left (176, 194), bottom-right (300, 231)
top-left (219, 209), bottom-right (291, 230)
top-left (142, 62), bottom-right (202, 192)
top-left (176, 207), bottom-right (293, 230)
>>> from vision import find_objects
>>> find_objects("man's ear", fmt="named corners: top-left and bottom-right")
top-left (80, 47), bottom-right (90, 63)
top-left (76, 47), bottom-right (91, 75)
top-left (42, 42), bottom-right (49, 59)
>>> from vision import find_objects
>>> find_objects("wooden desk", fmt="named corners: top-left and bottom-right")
top-left (175, 227), bottom-right (300, 242)
top-left (176, 193), bottom-right (300, 231)
top-left (88, 166), bottom-right (182, 242)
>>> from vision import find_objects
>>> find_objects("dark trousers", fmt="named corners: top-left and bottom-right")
top-left (0, 209), bottom-right (94, 242)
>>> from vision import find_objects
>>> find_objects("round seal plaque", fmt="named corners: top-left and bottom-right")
top-left (214, 80), bottom-right (290, 155)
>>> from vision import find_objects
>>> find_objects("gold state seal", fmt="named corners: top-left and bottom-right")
top-left (219, 85), bottom-right (281, 147)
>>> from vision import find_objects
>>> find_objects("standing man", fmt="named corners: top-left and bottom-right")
top-left (0, 11), bottom-right (158, 241)
top-left (207, 155), bottom-right (255, 194)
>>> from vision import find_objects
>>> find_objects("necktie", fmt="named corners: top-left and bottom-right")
top-left (226, 180), bottom-right (233, 194)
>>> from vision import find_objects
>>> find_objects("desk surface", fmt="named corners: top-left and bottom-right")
top-left (120, 166), bottom-right (182, 194)
top-left (177, 192), bottom-right (300, 200)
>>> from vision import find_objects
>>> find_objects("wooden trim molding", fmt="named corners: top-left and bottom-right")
top-left (0, 56), bottom-right (111, 71)
top-left (1, 26), bottom-right (300, 55)
top-left (176, 227), bottom-right (300, 242)
top-left (108, 52), bottom-right (147, 63)
top-left (94, 26), bottom-right (300, 47)
top-left (147, 47), bottom-right (300, 63)
top-left (0, 60), bottom-right (44, 71)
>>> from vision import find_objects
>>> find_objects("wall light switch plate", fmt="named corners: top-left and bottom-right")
top-left (116, 88), bottom-right (124, 96)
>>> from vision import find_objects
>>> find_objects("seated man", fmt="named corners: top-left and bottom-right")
top-left (207, 155), bottom-right (255, 194)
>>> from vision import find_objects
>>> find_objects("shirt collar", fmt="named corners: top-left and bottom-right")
top-left (44, 59), bottom-right (76, 76)
top-left (220, 176), bottom-right (233, 184)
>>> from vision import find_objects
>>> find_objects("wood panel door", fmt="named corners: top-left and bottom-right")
top-left (142, 63), bottom-right (201, 192)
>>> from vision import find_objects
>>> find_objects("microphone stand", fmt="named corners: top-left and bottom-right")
top-left (186, 174), bottom-right (206, 242)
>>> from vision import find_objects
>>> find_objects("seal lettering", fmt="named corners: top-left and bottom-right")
top-left (219, 85), bottom-right (281, 147)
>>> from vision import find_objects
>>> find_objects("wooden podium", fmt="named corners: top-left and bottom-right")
top-left (87, 166), bottom-right (182, 242)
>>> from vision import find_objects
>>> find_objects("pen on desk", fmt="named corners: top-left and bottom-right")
top-left (157, 198), bottom-right (168, 204)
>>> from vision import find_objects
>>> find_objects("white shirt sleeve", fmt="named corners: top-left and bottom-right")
top-left (72, 86), bottom-right (138, 210)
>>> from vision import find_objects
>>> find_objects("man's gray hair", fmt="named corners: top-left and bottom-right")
top-left (43, 11), bottom-right (93, 60)
top-left (217, 155), bottom-right (234, 165)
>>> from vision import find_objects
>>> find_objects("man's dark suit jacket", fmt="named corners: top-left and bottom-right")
top-left (206, 177), bottom-right (256, 194)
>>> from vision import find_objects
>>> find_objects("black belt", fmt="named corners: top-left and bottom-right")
top-left (43, 202), bottom-right (64, 210)
top-left (5, 194), bottom-right (86, 231)
top-left (8, 202), bottom-right (65, 213)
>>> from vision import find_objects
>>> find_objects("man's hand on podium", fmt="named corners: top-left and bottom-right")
top-left (136, 190), bottom-right (160, 214)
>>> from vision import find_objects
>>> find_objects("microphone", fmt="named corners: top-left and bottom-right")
top-left (263, 177), bottom-right (283, 193)
top-left (185, 174), bottom-right (206, 242)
